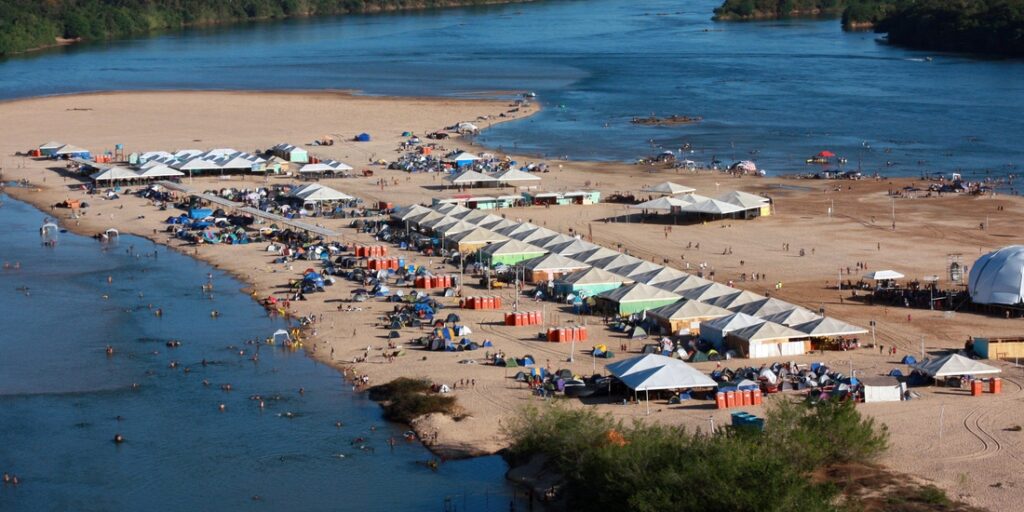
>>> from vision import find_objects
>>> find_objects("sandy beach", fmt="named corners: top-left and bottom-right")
top-left (2, 91), bottom-right (1023, 511)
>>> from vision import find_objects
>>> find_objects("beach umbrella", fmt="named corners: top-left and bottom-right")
top-left (446, 313), bottom-right (461, 323)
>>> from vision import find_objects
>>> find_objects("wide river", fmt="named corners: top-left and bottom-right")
top-left (0, 0), bottom-right (1022, 508)
top-left (1, 0), bottom-right (1023, 178)
top-left (0, 195), bottom-right (514, 511)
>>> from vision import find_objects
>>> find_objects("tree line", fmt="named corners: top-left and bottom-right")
top-left (0, 0), bottom-right (521, 56)
top-left (714, 0), bottom-right (1024, 55)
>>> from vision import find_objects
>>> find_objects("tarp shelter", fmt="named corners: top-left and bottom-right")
top-left (614, 261), bottom-right (666, 280)
top-left (912, 353), bottom-right (1001, 378)
top-left (628, 196), bottom-right (691, 213)
top-left (594, 282), bottom-right (681, 315)
top-left (446, 227), bottom-right (505, 252)
top-left (54, 144), bottom-right (91, 158)
top-left (863, 270), bottom-right (905, 281)
top-left (450, 152), bottom-right (480, 168)
top-left (630, 267), bottom-right (688, 286)
top-left (495, 168), bottom-right (541, 186)
top-left (38, 141), bottom-right (64, 156)
top-left (553, 267), bottom-right (630, 296)
top-left (292, 184), bottom-right (354, 203)
top-left (391, 204), bottom-right (433, 222)
top-left (644, 181), bottom-right (696, 196)
top-left (680, 198), bottom-right (746, 216)
top-left (648, 300), bottom-right (731, 335)
top-left (726, 321), bottom-right (808, 359)
top-left (718, 190), bottom-right (772, 217)
top-left (479, 239), bottom-right (548, 267)
top-left (546, 238), bottom-right (596, 258)
top-left (861, 376), bottom-right (904, 403)
top-left (760, 308), bottom-right (822, 327)
top-left (968, 246), bottom-right (1024, 305)
top-left (135, 164), bottom-right (185, 179)
top-left (435, 220), bottom-right (479, 238)
top-left (700, 312), bottom-right (764, 350)
top-left (731, 297), bottom-right (802, 319)
top-left (574, 247), bottom-right (620, 264)
top-left (792, 317), bottom-right (868, 337)
top-left (656, 274), bottom-right (714, 294)
top-left (704, 290), bottom-right (766, 310)
top-left (446, 169), bottom-right (498, 187)
top-left (517, 253), bottom-right (589, 283)
top-left (90, 166), bottom-right (139, 184)
top-left (681, 282), bottom-right (737, 303)
top-left (590, 254), bottom-right (643, 273)
top-left (298, 163), bottom-right (337, 175)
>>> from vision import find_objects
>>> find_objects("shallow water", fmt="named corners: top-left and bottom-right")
top-left (1, 0), bottom-right (1022, 178)
top-left (0, 195), bottom-right (516, 511)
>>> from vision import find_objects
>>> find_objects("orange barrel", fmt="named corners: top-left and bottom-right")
top-left (579, 326), bottom-right (588, 341)
top-left (725, 391), bottom-right (736, 408)
top-left (990, 377), bottom-right (1002, 394)
top-left (495, 296), bottom-right (502, 309)
top-left (505, 313), bottom-right (512, 325)
top-left (414, 277), bottom-right (425, 288)
top-left (568, 328), bottom-right (577, 342)
top-left (556, 329), bottom-right (566, 342)
top-left (430, 276), bottom-right (439, 289)
top-left (716, 392), bottom-right (727, 410)
top-left (483, 297), bottom-right (492, 310)
top-left (470, 297), bottom-right (479, 309)
top-left (742, 390), bottom-right (752, 407)
top-left (380, 246), bottom-right (388, 256)
top-left (752, 389), bottom-right (763, 405)
top-left (970, 380), bottom-right (983, 396)
top-left (547, 328), bottom-right (556, 342)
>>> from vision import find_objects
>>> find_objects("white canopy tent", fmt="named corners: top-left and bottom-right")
top-left (606, 354), bottom-right (718, 414)
top-left (90, 166), bottom-right (140, 183)
top-left (863, 270), bottom-right (905, 281)
top-left (912, 353), bottom-right (1001, 378)
top-left (644, 181), bottom-right (696, 196)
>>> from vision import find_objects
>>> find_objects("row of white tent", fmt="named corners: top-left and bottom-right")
top-left (629, 188), bottom-right (770, 216)
top-left (392, 202), bottom-right (867, 357)
top-left (138, 148), bottom-right (267, 173)
top-left (445, 168), bottom-right (542, 186)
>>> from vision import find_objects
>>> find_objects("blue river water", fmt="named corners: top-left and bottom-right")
top-left (0, 195), bottom-right (514, 511)
top-left (1, 0), bottom-right (1023, 178)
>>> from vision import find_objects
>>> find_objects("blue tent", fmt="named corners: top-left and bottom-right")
top-left (888, 368), bottom-right (904, 377)
top-left (189, 208), bottom-right (213, 219)
top-left (356, 133), bottom-right (371, 142)
top-left (901, 355), bottom-right (917, 365)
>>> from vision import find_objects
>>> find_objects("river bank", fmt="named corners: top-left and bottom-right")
top-left (3, 90), bottom-right (1024, 511)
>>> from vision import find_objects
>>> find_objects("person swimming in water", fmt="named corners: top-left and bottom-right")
top-left (105, 345), bottom-right (114, 356)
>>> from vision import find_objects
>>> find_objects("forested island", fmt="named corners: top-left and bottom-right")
top-left (0, 0), bottom-right (531, 56)
top-left (714, 0), bottom-right (1024, 56)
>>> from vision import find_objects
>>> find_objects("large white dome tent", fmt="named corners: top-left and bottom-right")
top-left (969, 246), bottom-right (1024, 306)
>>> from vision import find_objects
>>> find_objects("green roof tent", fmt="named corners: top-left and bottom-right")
top-left (479, 239), bottom-right (547, 267)
top-left (595, 282), bottom-right (681, 316)
top-left (554, 266), bottom-right (630, 296)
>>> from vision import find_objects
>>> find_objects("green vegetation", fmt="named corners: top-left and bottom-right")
top-left (368, 377), bottom-right (461, 423)
top-left (0, 0), bottom-right (526, 56)
top-left (712, 0), bottom-right (892, 27)
top-left (714, 0), bottom-right (1024, 55)
top-left (504, 399), bottom-right (906, 511)
top-left (877, 0), bottom-right (1024, 56)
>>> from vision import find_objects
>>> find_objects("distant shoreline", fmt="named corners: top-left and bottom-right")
top-left (1, 0), bottom-right (541, 58)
